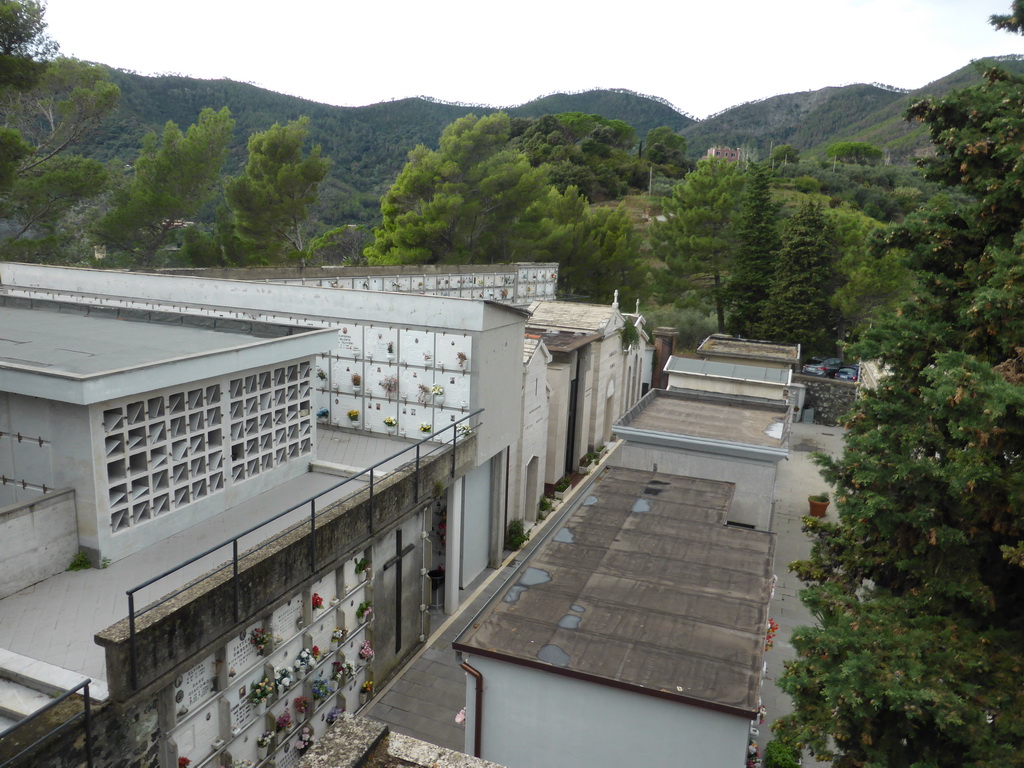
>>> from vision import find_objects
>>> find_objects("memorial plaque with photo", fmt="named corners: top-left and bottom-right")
top-left (173, 652), bottom-right (216, 715)
top-left (225, 622), bottom-right (263, 682)
top-left (272, 595), bottom-right (303, 642)
top-left (227, 679), bottom-right (256, 733)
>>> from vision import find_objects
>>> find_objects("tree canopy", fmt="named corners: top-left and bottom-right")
top-left (775, 5), bottom-right (1024, 763)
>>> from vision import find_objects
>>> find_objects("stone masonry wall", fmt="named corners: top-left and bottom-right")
top-left (798, 375), bottom-right (858, 426)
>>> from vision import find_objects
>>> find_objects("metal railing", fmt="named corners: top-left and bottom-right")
top-left (124, 412), bottom-right (482, 691)
top-left (0, 679), bottom-right (94, 768)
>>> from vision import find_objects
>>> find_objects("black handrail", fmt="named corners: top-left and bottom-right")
top-left (125, 411), bottom-right (482, 691)
top-left (0, 679), bottom-right (93, 768)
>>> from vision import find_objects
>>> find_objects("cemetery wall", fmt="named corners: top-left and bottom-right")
top-left (0, 488), bottom-right (78, 598)
top-left (3, 438), bottom-right (477, 768)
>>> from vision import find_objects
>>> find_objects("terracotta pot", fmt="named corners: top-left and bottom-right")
top-left (808, 498), bottom-right (829, 517)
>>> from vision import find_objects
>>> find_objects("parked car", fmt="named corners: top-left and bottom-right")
top-left (835, 365), bottom-right (859, 382)
top-left (801, 356), bottom-right (844, 377)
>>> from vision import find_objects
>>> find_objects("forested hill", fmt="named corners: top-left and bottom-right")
top-left (86, 58), bottom-right (1024, 224)
top-left (682, 56), bottom-right (1024, 159)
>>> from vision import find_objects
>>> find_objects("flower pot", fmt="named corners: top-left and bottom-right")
top-left (434, 395), bottom-right (445, 406)
top-left (257, 745), bottom-right (268, 761)
top-left (808, 498), bottom-right (829, 517)
top-left (386, 426), bottom-right (396, 435)
top-left (352, 386), bottom-right (361, 395)
top-left (255, 701), bottom-right (267, 716)
top-left (359, 692), bottom-right (368, 707)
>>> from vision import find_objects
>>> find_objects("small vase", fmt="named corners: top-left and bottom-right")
top-left (257, 745), bottom-right (268, 761)
top-left (386, 426), bottom-right (396, 435)
top-left (359, 692), bottom-right (368, 707)
top-left (434, 395), bottom-right (445, 406)
top-left (256, 701), bottom-right (267, 716)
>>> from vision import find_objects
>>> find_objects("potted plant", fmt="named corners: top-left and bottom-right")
top-left (456, 351), bottom-right (468, 369)
top-left (419, 422), bottom-right (432, 434)
top-left (417, 383), bottom-right (431, 404)
top-left (249, 627), bottom-right (271, 655)
top-left (256, 731), bottom-right (273, 761)
top-left (347, 409), bottom-right (360, 426)
top-left (356, 601), bottom-right (373, 622)
top-left (808, 492), bottom-right (830, 517)
top-left (351, 372), bottom-right (362, 393)
top-left (355, 556), bottom-right (370, 580)
top-left (383, 415), bottom-right (397, 433)
top-left (431, 384), bottom-right (445, 405)
top-left (379, 375), bottom-right (399, 397)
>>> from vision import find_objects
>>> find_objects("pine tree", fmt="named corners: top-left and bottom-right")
top-left (758, 202), bottom-right (836, 353)
top-left (776, 6), bottom-right (1024, 763)
top-left (724, 162), bottom-right (780, 336)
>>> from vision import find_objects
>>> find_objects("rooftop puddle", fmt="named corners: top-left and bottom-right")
top-left (631, 498), bottom-right (652, 513)
top-left (554, 528), bottom-right (574, 543)
top-left (557, 614), bottom-right (581, 629)
top-left (538, 644), bottom-right (571, 667)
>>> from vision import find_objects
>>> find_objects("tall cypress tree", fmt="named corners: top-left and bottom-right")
top-left (725, 162), bottom-right (780, 337)
top-left (776, 5), bottom-right (1024, 763)
top-left (759, 202), bottom-right (836, 353)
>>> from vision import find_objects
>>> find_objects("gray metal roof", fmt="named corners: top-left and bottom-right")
top-left (454, 467), bottom-right (775, 718)
top-left (664, 356), bottom-right (790, 385)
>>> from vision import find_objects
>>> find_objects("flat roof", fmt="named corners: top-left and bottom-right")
top-left (454, 467), bottom-right (774, 717)
top-left (665, 356), bottom-right (791, 385)
top-left (616, 389), bottom-right (790, 457)
top-left (0, 299), bottom-right (334, 404)
top-left (527, 300), bottom-right (619, 334)
top-left (697, 334), bottom-right (799, 364)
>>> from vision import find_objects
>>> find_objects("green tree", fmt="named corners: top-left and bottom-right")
top-left (366, 113), bottom-right (551, 265)
top-left (769, 144), bottom-right (799, 166)
top-left (825, 141), bottom-right (883, 165)
top-left (724, 162), bottom-right (780, 336)
top-left (93, 107), bottom-right (234, 265)
top-left (224, 116), bottom-right (330, 264)
top-left (775, 6), bottom-right (1024, 763)
top-left (653, 157), bottom-right (744, 332)
top-left (0, 0), bottom-right (55, 91)
top-left (759, 202), bottom-right (837, 352)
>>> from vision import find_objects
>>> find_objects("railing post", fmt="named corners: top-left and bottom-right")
top-left (232, 539), bottom-right (240, 623)
top-left (84, 681), bottom-right (94, 768)
top-left (369, 468), bottom-right (375, 533)
top-left (451, 425), bottom-right (457, 477)
top-left (127, 591), bottom-right (137, 692)
top-left (309, 499), bottom-right (317, 573)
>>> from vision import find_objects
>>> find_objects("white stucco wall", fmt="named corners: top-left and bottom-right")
top-left (610, 444), bottom-right (776, 530)
top-left (465, 655), bottom-right (750, 768)
top-left (666, 372), bottom-right (788, 401)
top-left (517, 345), bottom-right (550, 522)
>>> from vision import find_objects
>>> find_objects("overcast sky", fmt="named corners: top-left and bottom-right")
top-left (43, 0), bottom-right (1024, 120)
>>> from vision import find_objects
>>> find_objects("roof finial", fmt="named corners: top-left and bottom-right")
top-left (612, 289), bottom-right (619, 309)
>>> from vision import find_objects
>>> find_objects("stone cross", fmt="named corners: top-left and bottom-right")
top-left (382, 528), bottom-right (416, 653)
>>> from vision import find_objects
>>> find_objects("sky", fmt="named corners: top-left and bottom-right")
top-left (42, 0), bottom-right (1024, 120)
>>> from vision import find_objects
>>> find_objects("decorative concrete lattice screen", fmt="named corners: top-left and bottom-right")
top-left (103, 362), bottom-right (312, 533)
top-left (227, 363), bottom-right (313, 485)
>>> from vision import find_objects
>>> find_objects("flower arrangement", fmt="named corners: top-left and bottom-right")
top-left (455, 707), bottom-right (466, 725)
top-left (316, 367), bottom-right (327, 381)
top-left (295, 725), bottom-right (315, 754)
top-left (331, 660), bottom-right (356, 681)
top-left (456, 351), bottom-right (467, 368)
top-left (316, 407), bottom-right (329, 419)
top-left (247, 677), bottom-right (274, 705)
top-left (276, 708), bottom-right (292, 731)
top-left (379, 375), bottom-right (399, 395)
top-left (331, 627), bottom-right (348, 643)
top-left (310, 645), bottom-right (321, 661)
top-left (249, 627), bottom-right (271, 655)
top-left (347, 409), bottom-right (359, 422)
top-left (361, 680), bottom-right (373, 694)
top-left (355, 556), bottom-right (369, 574)
top-left (350, 372), bottom-right (361, 387)
top-left (456, 423), bottom-right (472, 437)
top-left (419, 422), bottom-right (432, 433)
top-left (359, 640), bottom-right (374, 661)
top-left (387, 341), bottom-right (394, 354)
top-left (293, 695), bottom-right (311, 714)
top-left (765, 618), bottom-right (779, 651)
top-left (178, 759), bottom-right (190, 768)
top-left (312, 593), bottom-right (324, 610)
top-left (417, 383), bottom-right (431, 403)
top-left (312, 677), bottom-right (331, 701)
top-left (294, 648), bottom-right (315, 673)
top-left (229, 760), bottom-right (254, 768)
top-left (325, 706), bottom-right (345, 726)
top-left (356, 601), bottom-right (373, 621)
top-left (256, 731), bottom-right (273, 748)
top-left (274, 666), bottom-right (294, 690)
top-left (383, 415), bottom-right (397, 427)
top-left (431, 384), bottom-right (444, 396)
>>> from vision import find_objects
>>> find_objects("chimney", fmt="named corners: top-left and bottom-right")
top-left (652, 327), bottom-right (678, 390)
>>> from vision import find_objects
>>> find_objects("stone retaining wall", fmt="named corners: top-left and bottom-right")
top-left (797, 375), bottom-right (858, 426)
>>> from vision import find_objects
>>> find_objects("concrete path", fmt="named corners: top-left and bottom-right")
top-left (365, 422), bottom-right (846, 763)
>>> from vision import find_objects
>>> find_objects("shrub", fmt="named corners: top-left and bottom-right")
top-left (764, 740), bottom-right (800, 768)
top-left (506, 519), bottom-right (530, 550)
top-left (67, 551), bottom-right (92, 571)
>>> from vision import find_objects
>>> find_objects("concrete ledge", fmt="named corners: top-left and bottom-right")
top-left (0, 648), bottom-right (108, 702)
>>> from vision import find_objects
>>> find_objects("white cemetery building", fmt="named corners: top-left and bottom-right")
top-left (695, 334), bottom-right (801, 372)
top-left (611, 388), bottom-right (791, 531)
top-left (663, 356), bottom-right (792, 402)
top-left (0, 262), bottom-right (528, 599)
top-left (453, 467), bottom-right (776, 768)
top-left (0, 294), bottom-right (334, 571)
top-left (525, 298), bottom-right (646, 485)
top-left (518, 336), bottom-right (552, 523)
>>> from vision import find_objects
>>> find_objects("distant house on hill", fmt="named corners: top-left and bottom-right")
top-left (707, 146), bottom-right (740, 162)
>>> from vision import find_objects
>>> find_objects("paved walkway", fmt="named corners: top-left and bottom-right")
top-left (365, 422), bottom-right (846, 763)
